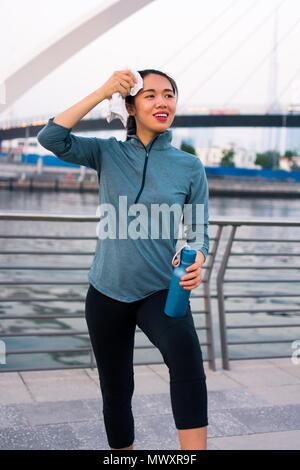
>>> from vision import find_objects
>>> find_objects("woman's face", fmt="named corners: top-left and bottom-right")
top-left (127, 73), bottom-right (177, 138)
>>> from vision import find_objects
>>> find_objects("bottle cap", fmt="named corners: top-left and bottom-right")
top-left (181, 247), bottom-right (197, 264)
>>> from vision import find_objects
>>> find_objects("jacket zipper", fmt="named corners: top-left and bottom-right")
top-left (134, 135), bottom-right (160, 204)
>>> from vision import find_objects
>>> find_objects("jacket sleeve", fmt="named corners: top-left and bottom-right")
top-left (37, 117), bottom-right (104, 172)
top-left (183, 157), bottom-right (210, 263)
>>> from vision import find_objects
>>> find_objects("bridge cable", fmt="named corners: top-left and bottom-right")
top-left (222, 9), bottom-right (300, 107)
top-left (268, 61), bottom-right (300, 111)
top-left (172, 0), bottom-right (260, 81)
top-left (183, 0), bottom-right (288, 107)
top-left (159, 0), bottom-right (239, 70)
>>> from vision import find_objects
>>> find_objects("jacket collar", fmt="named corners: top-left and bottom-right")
top-left (128, 129), bottom-right (173, 151)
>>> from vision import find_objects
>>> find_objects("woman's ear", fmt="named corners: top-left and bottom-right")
top-left (125, 102), bottom-right (135, 116)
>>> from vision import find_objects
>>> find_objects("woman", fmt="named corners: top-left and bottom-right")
top-left (37, 69), bottom-right (209, 450)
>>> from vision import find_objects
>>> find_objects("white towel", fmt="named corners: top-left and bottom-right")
top-left (106, 70), bottom-right (143, 127)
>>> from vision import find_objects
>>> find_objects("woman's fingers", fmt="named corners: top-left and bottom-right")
top-left (180, 275), bottom-right (201, 287)
top-left (119, 79), bottom-right (132, 97)
top-left (172, 258), bottom-right (202, 289)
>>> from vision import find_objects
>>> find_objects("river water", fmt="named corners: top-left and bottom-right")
top-left (0, 189), bottom-right (300, 370)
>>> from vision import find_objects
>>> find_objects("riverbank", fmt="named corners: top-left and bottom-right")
top-left (1, 161), bottom-right (300, 197)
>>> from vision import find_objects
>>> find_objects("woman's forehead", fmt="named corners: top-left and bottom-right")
top-left (142, 74), bottom-right (172, 89)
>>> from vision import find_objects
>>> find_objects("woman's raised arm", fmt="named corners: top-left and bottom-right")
top-left (53, 70), bottom-right (137, 129)
top-left (37, 70), bottom-right (137, 170)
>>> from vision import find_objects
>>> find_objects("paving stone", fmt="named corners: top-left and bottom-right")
top-left (17, 399), bottom-right (96, 426)
top-left (84, 398), bottom-right (103, 420)
top-left (20, 369), bottom-right (88, 380)
top-left (210, 430), bottom-right (300, 450)
top-left (208, 410), bottom-right (253, 437)
top-left (248, 384), bottom-right (300, 406)
top-left (134, 414), bottom-right (180, 450)
top-left (229, 404), bottom-right (300, 433)
top-left (0, 405), bottom-right (29, 429)
top-left (134, 373), bottom-right (170, 395)
top-left (19, 377), bottom-right (100, 402)
top-left (223, 364), bottom-right (300, 388)
top-left (0, 423), bottom-right (81, 450)
top-left (206, 371), bottom-right (242, 391)
top-left (69, 420), bottom-right (108, 450)
top-left (132, 393), bottom-right (172, 417)
top-left (0, 372), bottom-right (33, 404)
top-left (208, 388), bottom-right (271, 410)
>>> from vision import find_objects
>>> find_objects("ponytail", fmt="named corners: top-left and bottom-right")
top-left (126, 115), bottom-right (136, 141)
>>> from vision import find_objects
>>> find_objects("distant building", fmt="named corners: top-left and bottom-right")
top-left (196, 144), bottom-right (259, 169)
top-left (279, 157), bottom-right (291, 171)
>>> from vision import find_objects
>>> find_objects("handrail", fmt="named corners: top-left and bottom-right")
top-left (1, 212), bottom-right (300, 372)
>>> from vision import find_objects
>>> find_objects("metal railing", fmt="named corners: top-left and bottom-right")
top-left (0, 213), bottom-right (299, 372)
top-left (215, 217), bottom-right (300, 369)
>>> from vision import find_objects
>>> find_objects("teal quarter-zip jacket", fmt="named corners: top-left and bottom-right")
top-left (37, 117), bottom-right (209, 302)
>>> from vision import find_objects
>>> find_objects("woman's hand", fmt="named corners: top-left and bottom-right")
top-left (172, 250), bottom-right (205, 290)
top-left (100, 70), bottom-right (138, 100)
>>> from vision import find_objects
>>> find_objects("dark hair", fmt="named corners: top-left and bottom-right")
top-left (125, 69), bottom-right (178, 141)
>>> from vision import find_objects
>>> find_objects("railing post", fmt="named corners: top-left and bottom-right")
top-left (216, 225), bottom-right (238, 370)
top-left (203, 224), bottom-right (223, 371)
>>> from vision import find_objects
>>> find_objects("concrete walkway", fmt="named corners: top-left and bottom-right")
top-left (0, 358), bottom-right (299, 450)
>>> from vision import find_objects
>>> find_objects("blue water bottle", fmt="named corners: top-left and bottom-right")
top-left (164, 246), bottom-right (197, 318)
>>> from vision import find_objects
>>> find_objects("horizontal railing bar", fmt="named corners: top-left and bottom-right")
top-left (0, 235), bottom-right (98, 239)
top-left (2, 331), bottom-right (90, 337)
top-left (1, 213), bottom-right (300, 225)
top-left (226, 266), bottom-right (300, 270)
top-left (0, 266), bottom-right (90, 270)
top-left (233, 238), bottom-right (300, 242)
top-left (227, 324), bottom-right (300, 329)
top-left (0, 295), bottom-right (206, 302)
top-left (0, 312), bottom-right (208, 320)
top-left (1, 250), bottom-right (299, 258)
top-left (0, 358), bottom-right (210, 373)
top-left (0, 297), bottom-right (85, 302)
top-left (0, 234), bottom-right (215, 243)
top-left (0, 326), bottom-right (210, 337)
top-left (224, 294), bottom-right (300, 298)
top-left (0, 282), bottom-right (91, 285)
top-left (5, 348), bottom-right (91, 355)
top-left (0, 314), bottom-right (86, 319)
top-left (0, 282), bottom-right (91, 286)
top-left (1, 324), bottom-right (208, 338)
top-left (228, 339), bottom-right (294, 344)
top-left (229, 252), bottom-right (300, 256)
top-left (0, 251), bottom-right (94, 255)
top-left (225, 308), bottom-right (300, 313)
top-left (0, 280), bottom-right (208, 287)
top-left (228, 355), bottom-right (291, 360)
top-left (224, 279), bottom-right (300, 283)
top-left (4, 343), bottom-right (211, 354)
top-left (0, 264), bottom-right (199, 271)
top-left (0, 293), bottom-right (292, 302)
top-left (0, 213), bottom-right (100, 222)
top-left (0, 236), bottom-right (288, 244)
top-left (0, 365), bottom-right (100, 373)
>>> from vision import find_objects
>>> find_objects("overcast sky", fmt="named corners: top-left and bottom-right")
top-left (1, 0), bottom-right (300, 124)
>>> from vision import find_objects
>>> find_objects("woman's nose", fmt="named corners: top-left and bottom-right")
top-left (154, 98), bottom-right (168, 107)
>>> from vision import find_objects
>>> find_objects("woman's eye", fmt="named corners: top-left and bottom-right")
top-left (145, 94), bottom-right (174, 98)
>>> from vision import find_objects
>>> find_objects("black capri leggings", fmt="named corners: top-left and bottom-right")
top-left (85, 283), bottom-right (208, 449)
